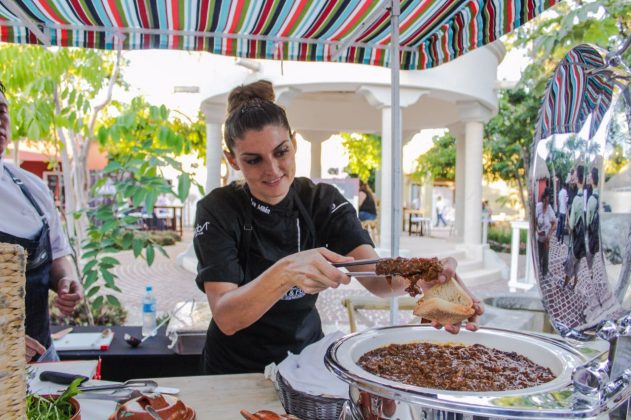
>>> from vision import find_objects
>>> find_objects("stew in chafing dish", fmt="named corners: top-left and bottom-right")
top-left (358, 342), bottom-right (556, 391)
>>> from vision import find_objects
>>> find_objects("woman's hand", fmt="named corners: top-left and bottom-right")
top-left (279, 248), bottom-right (353, 294)
top-left (412, 256), bottom-right (457, 291)
top-left (430, 273), bottom-right (484, 334)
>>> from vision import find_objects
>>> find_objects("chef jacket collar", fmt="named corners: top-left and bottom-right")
top-left (246, 185), bottom-right (295, 217)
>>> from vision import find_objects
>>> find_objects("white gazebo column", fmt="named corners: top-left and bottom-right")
top-left (380, 106), bottom-right (393, 250)
top-left (299, 130), bottom-right (333, 179)
top-left (448, 124), bottom-right (466, 240)
top-left (457, 102), bottom-right (492, 245)
top-left (358, 86), bottom-right (426, 251)
top-left (202, 102), bottom-right (226, 193)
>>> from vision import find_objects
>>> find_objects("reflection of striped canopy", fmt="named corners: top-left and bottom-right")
top-left (0, 0), bottom-right (557, 70)
top-left (535, 44), bottom-right (614, 141)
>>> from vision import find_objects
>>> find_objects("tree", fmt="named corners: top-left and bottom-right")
top-left (0, 44), bottom-right (122, 248)
top-left (483, 88), bottom-right (540, 214)
top-left (341, 132), bottom-right (381, 186)
top-left (411, 131), bottom-right (456, 182)
top-left (0, 44), bottom-right (204, 323)
top-left (79, 97), bottom-right (203, 315)
top-left (482, 0), bottom-right (631, 214)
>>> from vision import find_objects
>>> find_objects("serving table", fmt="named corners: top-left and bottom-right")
top-left (52, 325), bottom-right (201, 381)
top-left (79, 373), bottom-right (284, 419)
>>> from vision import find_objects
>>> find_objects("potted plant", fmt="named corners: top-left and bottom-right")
top-left (27, 378), bottom-right (82, 419)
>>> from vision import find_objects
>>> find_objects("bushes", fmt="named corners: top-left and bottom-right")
top-left (487, 222), bottom-right (527, 255)
top-left (133, 230), bottom-right (181, 246)
top-left (49, 295), bottom-right (128, 326)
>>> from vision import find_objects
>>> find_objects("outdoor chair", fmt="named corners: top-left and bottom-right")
top-left (360, 219), bottom-right (379, 243)
top-left (408, 214), bottom-right (431, 236)
top-left (341, 295), bottom-right (418, 333)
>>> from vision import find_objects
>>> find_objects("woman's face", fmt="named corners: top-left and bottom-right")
top-left (226, 124), bottom-right (296, 205)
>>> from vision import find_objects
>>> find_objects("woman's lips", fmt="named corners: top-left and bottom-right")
top-left (263, 176), bottom-right (284, 186)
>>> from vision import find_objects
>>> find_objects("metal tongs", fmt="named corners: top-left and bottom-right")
top-left (333, 258), bottom-right (382, 278)
top-left (77, 379), bottom-right (158, 392)
top-left (63, 379), bottom-right (161, 403)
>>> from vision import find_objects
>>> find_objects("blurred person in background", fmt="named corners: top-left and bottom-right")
top-left (0, 81), bottom-right (83, 362)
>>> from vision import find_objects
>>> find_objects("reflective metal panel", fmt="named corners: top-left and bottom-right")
top-left (530, 43), bottom-right (631, 339)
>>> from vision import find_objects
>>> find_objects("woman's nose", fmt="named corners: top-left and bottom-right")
top-left (263, 159), bottom-right (281, 175)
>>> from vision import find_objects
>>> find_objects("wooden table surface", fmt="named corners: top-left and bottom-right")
top-left (152, 373), bottom-right (284, 419)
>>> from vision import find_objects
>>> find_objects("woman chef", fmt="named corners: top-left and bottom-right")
top-left (193, 80), bottom-right (483, 374)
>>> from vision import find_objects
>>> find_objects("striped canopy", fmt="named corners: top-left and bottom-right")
top-left (0, 0), bottom-right (557, 70)
top-left (535, 44), bottom-right (614, 141)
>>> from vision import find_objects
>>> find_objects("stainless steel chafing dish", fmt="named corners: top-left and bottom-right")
top-left (325, 325), bottom-right (626, 419)
top-left (325, 35), bottom-right (631, 420)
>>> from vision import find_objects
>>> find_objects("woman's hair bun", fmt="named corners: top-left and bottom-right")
top-left (227, 80), bottom-right (275, 114)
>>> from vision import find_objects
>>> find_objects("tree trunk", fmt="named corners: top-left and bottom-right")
top-left (614, 225), bottom-right (631, 303)
top-left (515, 169), bottom-right (528, 219)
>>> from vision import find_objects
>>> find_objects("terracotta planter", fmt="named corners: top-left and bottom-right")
top-left (31, 395), bottom-right (81, 420)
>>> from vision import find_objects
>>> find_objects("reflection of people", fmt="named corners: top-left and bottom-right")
top-left (358, 180), bottom-right (377, 221)
top-left (567, 168), bottom-right (578, 221)
top-left (435, 196), bottom-right (447, 227)
top-left (586, 167), bottom-right (600, 269)
top-left (564, 165), bottom-right (586, 289)
top-left (0, 81), bottom-right (83, 362)
top-left (193, 80), bottom-right (482, 374)
top-left (556, 181), bottom-right (568, 244)
top-left (536, 188), bottom-right (557, 276)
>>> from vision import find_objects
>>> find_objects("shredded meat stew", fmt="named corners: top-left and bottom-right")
top-left (375, 257), bottom-right (443, 296)
top-left (358, 342), bottom-right (556, 392)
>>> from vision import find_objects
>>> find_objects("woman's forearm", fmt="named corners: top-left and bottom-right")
top-left (205, 262), bottom-right (294, 335)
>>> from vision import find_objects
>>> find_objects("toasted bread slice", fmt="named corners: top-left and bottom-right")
top-left (413, 278), bottom-right (475, 325)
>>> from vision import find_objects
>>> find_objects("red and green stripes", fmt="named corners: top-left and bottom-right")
top-left (535, 44), bottom-right (614, 141)
top-left (0, 0), bottom-right (558, 70)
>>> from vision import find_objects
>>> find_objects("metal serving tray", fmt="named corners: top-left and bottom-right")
top-left (166, 300), bottom-right (212, 355)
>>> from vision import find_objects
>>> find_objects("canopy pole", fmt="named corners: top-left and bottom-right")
top-left (389, 0), bottom-right (401, 326)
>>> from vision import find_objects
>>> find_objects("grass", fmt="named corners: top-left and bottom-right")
top-left (487, 222), bottom-right (527, 255)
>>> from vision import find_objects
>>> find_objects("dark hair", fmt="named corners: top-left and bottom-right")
top-left (223, 80), bottom-right (293, 153)
top-left (591, 167), bottom-right (599, 186)
top-left (0, 81), bottom-right (5, 95)
top-left (542, 187), bottom-right (552, 201)
top-left (576, 165), bottom-right (584, 184)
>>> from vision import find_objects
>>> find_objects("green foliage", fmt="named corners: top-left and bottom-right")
top-left (411, 131), bottom-right (456, 182)
top-left (0, 44), bottom-right (117, 144)
top-left (484, 88), bottom-right (540, 215)
top-left (487, 223), bottom-right (527, 254)
top-left (0, 45), bottom-right (202, 325)
top-left (50, 292), bottom-right (128, 326)
top-left (482, 0), bottom-right (631, 215)
top-left (27, 378), bottom-right (82, 419)
top-left (134, 230), bottom-right (181, 246)
top-left (170, 110), bottom-right (207, 162)
top-left (514, 0), bottom-right (630, 76)
top-left (79, 98), bottom-right (202, 316)
top-left (341, 133), bottom-right (381, 182)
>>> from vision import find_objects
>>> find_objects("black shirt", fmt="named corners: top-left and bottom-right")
top-left (193, 177), bottom-right (373, 374)
top-left (359, 187), bottom-right (377, 215)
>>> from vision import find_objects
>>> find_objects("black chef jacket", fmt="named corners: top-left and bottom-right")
top-left (193, 177), bottom-right (373, 374)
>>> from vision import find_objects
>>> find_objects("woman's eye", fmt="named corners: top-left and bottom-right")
top-left (245, 157), bottom-right (261, 165)
top-left (275, 148), bottom-right (289, 158)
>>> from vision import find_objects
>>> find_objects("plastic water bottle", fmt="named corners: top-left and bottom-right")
top-left (142, 285), bottom-right (157, 337)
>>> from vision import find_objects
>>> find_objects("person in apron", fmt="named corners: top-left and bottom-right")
top-left (194, 80), bottom-right (484, 374)
top-left (0, 81), bottom-right (83, 362)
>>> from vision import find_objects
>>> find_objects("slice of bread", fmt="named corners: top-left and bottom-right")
top-left (413, 278), bottom-right (475, 325)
